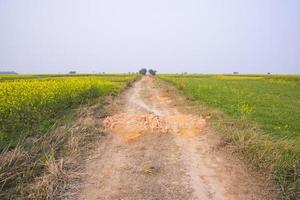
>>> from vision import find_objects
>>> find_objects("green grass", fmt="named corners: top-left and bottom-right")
top-left (160, 74), bottom-right (300, 138)
top-left (160, 74), bottom-right (300, 199)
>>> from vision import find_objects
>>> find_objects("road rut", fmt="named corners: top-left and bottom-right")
top-left (77, 76), bottom-right (275, 200)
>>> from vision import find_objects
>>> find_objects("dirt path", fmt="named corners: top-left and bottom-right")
top-left (77, 76), bottom-right (275, 200)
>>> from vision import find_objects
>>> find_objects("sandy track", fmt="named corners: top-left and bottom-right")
top-left (77, 76), bottom-right (275, 200)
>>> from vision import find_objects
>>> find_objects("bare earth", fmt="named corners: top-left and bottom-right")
top-left (77, 76), bottom-right (276, 200)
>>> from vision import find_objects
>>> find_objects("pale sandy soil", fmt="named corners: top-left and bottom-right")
top-left (76, 76), bottom-right (277, 200)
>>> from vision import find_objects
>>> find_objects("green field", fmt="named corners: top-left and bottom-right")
top-left (160, 74), bottom-right (300, 138)
top-left (160, 74), bottom-right (300, 198)
top-left (0, 74), bottom-right (139, 149)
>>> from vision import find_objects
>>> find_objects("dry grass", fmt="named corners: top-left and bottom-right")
top-left (192, 105), bottom-right (299, 200)
top-left (212, 116), bottom-right (299, 199)
top-left (0, 97), bottom-right (111, 199)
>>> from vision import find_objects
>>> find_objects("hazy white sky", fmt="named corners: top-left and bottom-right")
top-left (0, 0), bottom-right (299, 74)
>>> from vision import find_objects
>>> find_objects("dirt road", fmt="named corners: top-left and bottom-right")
top-left (77, 76), bottom-right (275, 200)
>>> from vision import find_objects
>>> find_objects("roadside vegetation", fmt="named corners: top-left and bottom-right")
top-left (160, 74), bottom-right (300, 199)
top-left (0, 74), bottom-right (139, 199)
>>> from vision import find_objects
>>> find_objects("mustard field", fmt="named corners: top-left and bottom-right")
top-left (0, 74), bottom-right (139, 149)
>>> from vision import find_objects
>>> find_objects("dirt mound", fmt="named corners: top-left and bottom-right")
top-left (103, 113), bottom-right (206, 141)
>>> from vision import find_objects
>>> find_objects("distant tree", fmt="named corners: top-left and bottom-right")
top-left (148, 69), bottom-right (157, 76)
top-left (69, 71), bottom-right (76, 74)
top-left (0, 71), bottom-right (18, 74)
top-left (139, 68), bottom-right (147, 75)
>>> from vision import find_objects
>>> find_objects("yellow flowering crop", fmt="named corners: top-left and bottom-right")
top-left (0, 75), bottom-right (137, 148)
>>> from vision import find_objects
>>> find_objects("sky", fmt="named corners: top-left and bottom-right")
top-left (0, 0), bottom-right (299, 74)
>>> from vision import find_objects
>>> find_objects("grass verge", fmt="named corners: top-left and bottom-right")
top-left (0, 96), bottom-right (112, 199)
